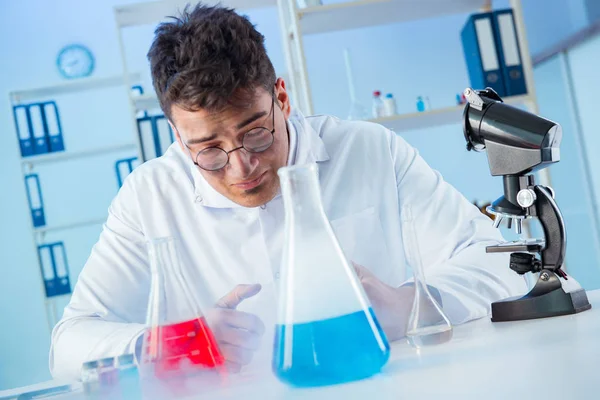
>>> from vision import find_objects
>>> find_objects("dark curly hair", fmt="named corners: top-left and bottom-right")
top-left (147, 3), bottom-right (277, 119)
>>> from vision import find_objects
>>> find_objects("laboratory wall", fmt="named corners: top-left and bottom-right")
top-left (532, 53), bottom-right (600, 288)
top-left (0, 0), bottom-right (599, 390)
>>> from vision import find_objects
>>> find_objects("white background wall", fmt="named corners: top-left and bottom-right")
top-left (0, 0), bottom-right (598, 389)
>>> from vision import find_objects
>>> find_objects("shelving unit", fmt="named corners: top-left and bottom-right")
top-left (10, 73), bottom-right (140, 103)
top-left (368, 94), bottom-right (532, 132)
top-left (114, 0), bottom-right (277, 27)
top-left (21, 143), bottom-right (137, 168)
top-left (297, 0), bottom-right (490, 35)
top-left (9, 73), bottom-right (143, 332)
top-left (279, 0), bottom-right (549, 185)
top-left (33, 218), bottom-right (107, 235)
top-left (132, 94), bottom-right (160, 112)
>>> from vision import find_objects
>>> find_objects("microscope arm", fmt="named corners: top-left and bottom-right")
top-left (533, 185), bottom-right (566, 272)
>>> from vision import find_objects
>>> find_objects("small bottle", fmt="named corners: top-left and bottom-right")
top-left (416, 96), bottom-right (426, 112)
top-left (425, 96), bottom-right (432, 110)
top-left (372, 90), bottom-right (385, 118)
top-left (117, 354), bottom-right (142, 400)
top-left (383, 93), bottom-right (397, 117)
top-left (81, 360), bottom-right (100, 399)
top-left (98, 357), bottom-right (119, 398)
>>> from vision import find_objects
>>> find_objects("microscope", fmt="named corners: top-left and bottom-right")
top-left (462, 87), bottom-right (591, 322)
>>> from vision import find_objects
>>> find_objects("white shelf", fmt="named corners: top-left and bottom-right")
top-left (10, 73), bottom-right (141, 103)
top-left (115, 0), bottom-right (278, 28)
top-left (34, 218), bottom-right (106, 235)
top-left (21, 143), bottom-right (137, 166)
top-left (369, 94), bottom-right (531, 133)
top-left (133, 94), bottom-right (161, 112)
top-left (298, 0), bottom-right (489, 35)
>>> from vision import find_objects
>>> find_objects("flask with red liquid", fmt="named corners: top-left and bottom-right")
top-left (140, 237), bottom-right (225, 381)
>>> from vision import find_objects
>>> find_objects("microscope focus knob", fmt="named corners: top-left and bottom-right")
top-left (517, 189), bottom-right (537, 208)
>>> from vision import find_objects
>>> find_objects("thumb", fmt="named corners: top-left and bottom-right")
top-left (216, 283), bottom-right (262, 309)
top-left (352, 261), bottom-right (369, 280)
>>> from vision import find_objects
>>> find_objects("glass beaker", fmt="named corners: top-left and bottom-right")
top-left (141, 237), bottom-right (225, 379)
top-left (273, 163), bottom-right (390, 387)
top-left (401, 206), bottom-right (453, 348)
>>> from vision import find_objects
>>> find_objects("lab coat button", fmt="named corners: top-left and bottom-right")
top-left (195, 196), bottom-right (203, 203)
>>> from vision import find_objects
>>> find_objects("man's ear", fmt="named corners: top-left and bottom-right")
top-left (275, 77), bottom-right (291, 119)
top-left (169, 120), bottom-right (185, 151)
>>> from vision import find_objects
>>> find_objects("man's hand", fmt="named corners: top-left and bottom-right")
top-left (206, 284), bottom-right (265, 373)
top-left (353, 263), bottom-right (415, 342)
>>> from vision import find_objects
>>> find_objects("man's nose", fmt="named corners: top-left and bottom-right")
top-left (228, 148), bottom-right (257, 177)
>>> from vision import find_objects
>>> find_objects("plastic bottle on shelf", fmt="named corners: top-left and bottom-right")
top-left (372, 91), bottom-right (385, 118)
top-left (383, 93), bottom-right (397, 117)
top-left (416, 96), bottom-right (426, 112)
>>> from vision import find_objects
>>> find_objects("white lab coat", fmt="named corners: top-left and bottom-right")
top-left (50, 109), bottom-right (526, 380)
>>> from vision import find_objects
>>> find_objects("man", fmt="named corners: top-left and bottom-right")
top-left (50, 3), bottom-right (525, 379)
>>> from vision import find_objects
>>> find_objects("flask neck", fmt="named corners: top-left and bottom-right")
top-left (146, 237), bottom-right (201, 326)
top-left (279, 164), bottom-right (327, 227)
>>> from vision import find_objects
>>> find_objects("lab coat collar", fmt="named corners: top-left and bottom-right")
top-left (186, 107), bottom-right (330, 209)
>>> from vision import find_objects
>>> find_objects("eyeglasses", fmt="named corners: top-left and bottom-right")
top-left (189, 99), bottom-right (276, 171)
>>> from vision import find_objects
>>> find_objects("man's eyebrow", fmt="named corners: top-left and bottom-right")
top-left (185, 110), bottom-right (268, 146)
top-left (236, 111), bottom-right (268, 130)
top-left (187, 133), bottom-right (218, 146)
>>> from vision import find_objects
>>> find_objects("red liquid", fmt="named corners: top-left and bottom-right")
top-left (144, 317), bottom-right (225, 378)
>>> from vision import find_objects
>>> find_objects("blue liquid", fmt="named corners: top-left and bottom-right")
top-left (272, 308), bottom-right (390, 387)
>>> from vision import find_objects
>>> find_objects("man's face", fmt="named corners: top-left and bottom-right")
top-left (170, 80), bottom-right (291, 208)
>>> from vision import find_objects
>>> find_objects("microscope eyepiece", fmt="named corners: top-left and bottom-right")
top-left (462, 87), bottom-right (562, 176)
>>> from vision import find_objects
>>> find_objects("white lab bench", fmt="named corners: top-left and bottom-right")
top-left (3, 290), bottom-right (600, 399)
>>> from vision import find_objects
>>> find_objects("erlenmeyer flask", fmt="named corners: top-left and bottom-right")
top-left (401, 206), bottom-right (453, 348)
top-left (141, 237), bottom-right (225, 379)
top-left (273, 163), bottom-right (390, 387)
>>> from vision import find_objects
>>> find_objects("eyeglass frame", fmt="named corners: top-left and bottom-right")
top-left (181, 98), bottom-right (276, 171)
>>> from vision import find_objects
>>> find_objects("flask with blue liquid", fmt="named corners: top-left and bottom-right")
top-left (274, 163), bottom-right (390, 387)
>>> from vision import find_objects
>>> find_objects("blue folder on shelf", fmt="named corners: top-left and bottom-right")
top-left (42, 101), bottom-right (65, 152)
top-left (492, 9), bottom-right (527, 96)
top-left (115, 157), bottom-right (139, 189)
top-left (137, 114), bottom-right (175, 161)
top-left (155, 115), bottom-right (175, 155)
top-left (13, 105), bottom-right (34, 157)
top-left (461, 11), bottom-right (506, 96)
top-left (38, 242), bottom-right (71, 298)
top-left (25, 174), bottom-right (46, 227)
top-left (29, 103), bottom-right (50, 155)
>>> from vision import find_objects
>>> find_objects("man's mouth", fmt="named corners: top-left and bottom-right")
top-left (233, 171), bottom-right (267, 190)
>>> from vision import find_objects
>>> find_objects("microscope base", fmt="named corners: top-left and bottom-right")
top-left (491, 272), bottom-right (592, 322)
